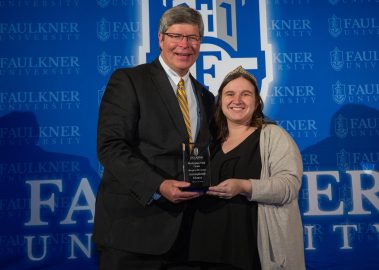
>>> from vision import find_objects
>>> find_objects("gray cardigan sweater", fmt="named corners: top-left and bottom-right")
top-left (249, 124), bottom-right (306, 270)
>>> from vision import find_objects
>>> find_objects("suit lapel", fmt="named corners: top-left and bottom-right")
top-left (149, 59), bottom-right (189, 141)
top-left (191, 75), bottom-right (212, 145)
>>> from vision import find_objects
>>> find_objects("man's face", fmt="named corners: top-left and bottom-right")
top-left (159, 23), bottom-right (201, 77)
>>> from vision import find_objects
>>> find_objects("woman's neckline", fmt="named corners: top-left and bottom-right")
top-left (221, 127), bottom-right (258, 154)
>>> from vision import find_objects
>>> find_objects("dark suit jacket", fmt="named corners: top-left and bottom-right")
top-left (93, 58), bottom-right (215, 255)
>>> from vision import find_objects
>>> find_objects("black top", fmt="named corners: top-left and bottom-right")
top-left (190, 129), bottom-right (262, 270)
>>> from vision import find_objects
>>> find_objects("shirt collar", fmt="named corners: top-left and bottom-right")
top-left (159, 55), bottom-right (190, 86)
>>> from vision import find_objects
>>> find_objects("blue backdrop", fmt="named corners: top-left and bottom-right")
top-left (1, 0), bottom-right (378, 269)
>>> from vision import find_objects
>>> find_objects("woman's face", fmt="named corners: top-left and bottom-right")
top-left (221, 77), bottom-right (257, 126)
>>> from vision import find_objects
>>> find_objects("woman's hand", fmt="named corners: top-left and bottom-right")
top-left (207, 179), bottom-right (252, 199)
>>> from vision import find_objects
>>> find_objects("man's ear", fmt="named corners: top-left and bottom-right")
top-left (158, 32), bottom-right (163, 50)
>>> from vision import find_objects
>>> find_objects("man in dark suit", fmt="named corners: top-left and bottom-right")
top-left (93, 5), bottom-right (215, 270)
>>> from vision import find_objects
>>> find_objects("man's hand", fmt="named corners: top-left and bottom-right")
top-left (159, 180), bottom-right (201, 203)
top-left (207, 179), bottom-right (252, 199)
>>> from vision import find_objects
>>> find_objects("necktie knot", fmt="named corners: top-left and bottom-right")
top-left (177, 78), bottom-right (184, 92)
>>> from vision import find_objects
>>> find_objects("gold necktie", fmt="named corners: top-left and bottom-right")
top-left (177, 78), bottom-right (193, 144)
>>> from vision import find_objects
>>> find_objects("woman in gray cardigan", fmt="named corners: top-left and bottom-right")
top-left (190, 66), bottom-right (305, 270)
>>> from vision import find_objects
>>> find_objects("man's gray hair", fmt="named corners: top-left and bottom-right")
top-left (159, 5), bottom-right (204, 36)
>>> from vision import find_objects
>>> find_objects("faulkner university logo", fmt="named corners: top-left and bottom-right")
top-left (330, 47), bottom-right (344, 71)
top-left (138, 0), bottom-right (273, 101)
top-left (332, 80), bottom-right (346, 104)
top-left (97, 18), bottom-right (111, 41)
top-left (97, 52), bottom-right (111, 75)
top-left (329, 15), bottom-right (342, 38)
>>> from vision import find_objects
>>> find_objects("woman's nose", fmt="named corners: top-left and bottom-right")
top-left (233, 95), bottom-right (242, 103)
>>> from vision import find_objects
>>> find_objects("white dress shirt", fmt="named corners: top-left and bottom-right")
top-left (159, 55), bottom-right (199, 142)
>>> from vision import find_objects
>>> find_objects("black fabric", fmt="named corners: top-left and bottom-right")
top-left (190, 129), bottom-right (262, 270)
top-left (98, 246), bottom-right (202, 270)
top-left (99, 247), bottom-right (164, 270)
top-left (93, 58), bottom-right (215, 256)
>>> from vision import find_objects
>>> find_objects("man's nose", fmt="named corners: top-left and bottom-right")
top-left (178, 36), bottom-right (190, 46)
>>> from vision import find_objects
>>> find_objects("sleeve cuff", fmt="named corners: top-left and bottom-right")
top-left (152, 192), bottom-right (161, 200)
top-left (147, 192), bottom-right (161, 205)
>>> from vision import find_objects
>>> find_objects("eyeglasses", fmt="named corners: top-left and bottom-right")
top-left (163, 32), bottom-right (202, 44)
